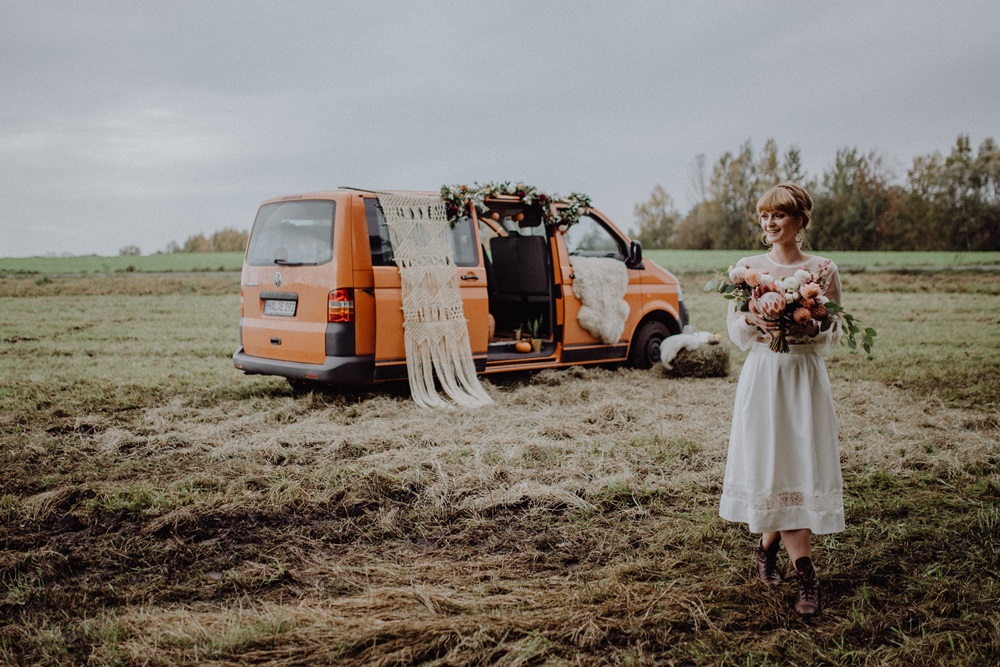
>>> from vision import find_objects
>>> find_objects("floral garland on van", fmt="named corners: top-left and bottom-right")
top-left (440, 181), bottom-right (592, 230)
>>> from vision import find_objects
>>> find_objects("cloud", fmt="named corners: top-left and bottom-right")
top-left (1, 1), bottom-right (999, 256)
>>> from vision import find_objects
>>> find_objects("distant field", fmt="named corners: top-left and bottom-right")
top-left (2, 250), bottom-right (999, 275)
top-left (0, 252), bottom-right (245, 274)
top-left (646, 249), bottom-right (1000, 273)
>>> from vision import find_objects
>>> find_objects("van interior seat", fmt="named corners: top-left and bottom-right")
top-left (489, 235), bottom-right (551, 302)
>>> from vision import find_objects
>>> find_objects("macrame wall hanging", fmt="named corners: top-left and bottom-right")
top-left (376, 193), bottom-right (493, 409)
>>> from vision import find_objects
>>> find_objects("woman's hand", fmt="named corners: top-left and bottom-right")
top-left (746, 312), bottom-right (820, 339)
top-left (788, 319), bottom-right (820, 337)
top-left (744, 311), bottom-right (782, 337)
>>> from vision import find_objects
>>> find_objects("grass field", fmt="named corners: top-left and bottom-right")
top-left (2, 250), bottom-right (999, 276)
top-left (644, 250), bottom-right (1000, 274)
top-left (0, 252), bottom-right (246, 275)
top-left (1, 264), bottom-right (998, 665)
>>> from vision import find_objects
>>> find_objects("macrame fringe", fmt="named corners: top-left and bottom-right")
top-left (377, 193), bottom-right (493, 409)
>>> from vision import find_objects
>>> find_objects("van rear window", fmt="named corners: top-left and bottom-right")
top-left (246, 200), bottom-right (335, 266)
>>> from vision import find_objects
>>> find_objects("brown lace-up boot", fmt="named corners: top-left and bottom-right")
top-left (756, 538), bottom-right (783, 585)
top-left (793, 556), bottom-right (821, 616)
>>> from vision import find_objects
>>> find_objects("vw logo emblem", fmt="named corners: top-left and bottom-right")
top-left (273, 272), bottom-right (282, 287)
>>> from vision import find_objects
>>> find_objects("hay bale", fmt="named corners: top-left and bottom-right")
top-left (660, 342), bottom-right (730, 378)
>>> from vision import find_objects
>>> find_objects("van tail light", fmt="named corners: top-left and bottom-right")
top-left (328, 288), bottom-right (355, 323)
top-left (240, 288), bottom-right (245, 317)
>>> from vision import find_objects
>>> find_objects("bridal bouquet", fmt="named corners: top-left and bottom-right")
top-left (706, 260), bottom-right (876, 354)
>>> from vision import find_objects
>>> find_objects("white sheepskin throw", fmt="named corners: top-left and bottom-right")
top-left (660, 329), bottom-right (713, 369)
top-left (569, 256), bottom-right (630, 344)
top-left (377, 193), bottom-right (493, 409)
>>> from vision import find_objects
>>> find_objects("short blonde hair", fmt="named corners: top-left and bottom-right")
top-left (756, 182), bottom-right (813, 230)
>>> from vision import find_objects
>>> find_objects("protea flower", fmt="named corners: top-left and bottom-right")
top-left (750, 283), bottom-right (783, 317)
top-left (751, 283), bottom-right (790, 352)
top-left (754, 291), bottom-right (786, 321)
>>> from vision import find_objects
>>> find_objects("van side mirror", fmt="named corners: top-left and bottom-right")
top-left (626, 240), bottom-right (644, 268)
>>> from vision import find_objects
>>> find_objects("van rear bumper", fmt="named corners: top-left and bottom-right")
top-left (233, 348), bottom-right (375, 384)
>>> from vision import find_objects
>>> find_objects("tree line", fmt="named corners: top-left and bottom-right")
top-left (633, 134), bottom-right (999, 251)
top-left (167, 228), bottom-right (249, 254)
top-left (119, 228), bottom-right (249, 256)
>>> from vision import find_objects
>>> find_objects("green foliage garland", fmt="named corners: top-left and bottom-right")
top-left (440, 181), bottom-right (592, 230)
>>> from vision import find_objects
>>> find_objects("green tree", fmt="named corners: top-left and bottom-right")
top-left (706, 140), bottom-right (757, 248)
top-left (210, 227), bottom-right (249, 252)
top-left (633, 185), bottom-right (680, 249)
top-left (782, 147), bottom-right (806, 183)
top-left (672, 200), bottom-right (717, 250)
top-left (183, 233), bottom-right (212, 253)
top-left (756, 139), bottom-right (783, 188)
top-left (811, 147), bottom-right (897, 250)
top-left (899, 135), bottom-right (999, 250)
top-left (940, 135), bottom-right (1000, 250)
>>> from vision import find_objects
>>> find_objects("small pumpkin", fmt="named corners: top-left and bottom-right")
top-left (515, 340), bottom-right (532, 353)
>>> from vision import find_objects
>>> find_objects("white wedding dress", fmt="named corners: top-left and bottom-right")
top-left (718, 253), bottom-right (846, 534)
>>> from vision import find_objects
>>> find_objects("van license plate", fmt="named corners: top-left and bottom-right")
top-left (263, 299), bottom-right (297, 317)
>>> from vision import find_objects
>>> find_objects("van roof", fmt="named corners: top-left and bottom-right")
top-left (261, 188), bottom-right (434, 204)
top-left (261, 188), bottom-right (574, 206)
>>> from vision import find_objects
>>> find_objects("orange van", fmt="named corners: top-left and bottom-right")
top-left (233, 188), bottom-right (688, 389)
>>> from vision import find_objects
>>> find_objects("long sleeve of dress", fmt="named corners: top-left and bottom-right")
top-left (725, 256), bottom-right (761, 351)
top-left (727, 299), bottom-right (760, 351)
top-left (813, 261), bottom-right (844, 351)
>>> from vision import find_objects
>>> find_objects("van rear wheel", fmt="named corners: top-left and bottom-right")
top-left (629, 321), bottom-right (671, 369)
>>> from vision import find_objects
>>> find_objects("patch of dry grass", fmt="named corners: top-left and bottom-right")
top-left (1, 271), bottom-right (998, 666)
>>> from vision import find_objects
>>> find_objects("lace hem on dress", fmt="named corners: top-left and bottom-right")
top-left (722, 483), bottom-right (843, 513)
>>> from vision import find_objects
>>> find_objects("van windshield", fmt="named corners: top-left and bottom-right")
top-left (246, 200), bottom-right (335, 266)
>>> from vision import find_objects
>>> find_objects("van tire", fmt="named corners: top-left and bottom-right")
top-left (629, 321), bottom-right (671, 369)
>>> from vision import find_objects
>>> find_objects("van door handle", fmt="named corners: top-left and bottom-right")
top-left (460, 274), bottom-right (479, 281)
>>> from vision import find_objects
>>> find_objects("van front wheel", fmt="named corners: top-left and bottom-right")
top-left (629, 321), bottom-right (671, 369)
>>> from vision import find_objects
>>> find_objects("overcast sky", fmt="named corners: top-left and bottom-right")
top-left (2, 1), bottom-right (998, 258)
